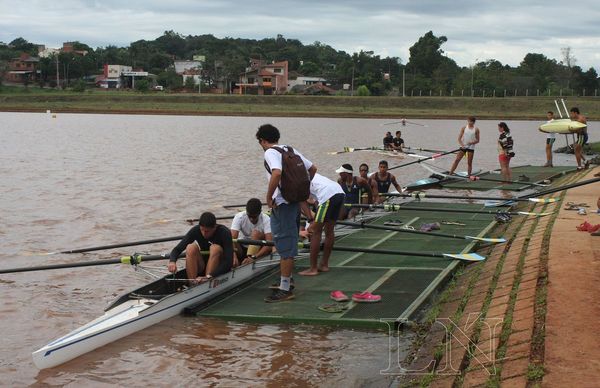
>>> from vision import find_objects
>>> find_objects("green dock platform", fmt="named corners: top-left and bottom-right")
top-left (441, 165), bottom-right (576, 191)
top-left (190, 202), bottom-right (500, 329)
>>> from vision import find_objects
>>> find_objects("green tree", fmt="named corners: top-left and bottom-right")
top-left (135, 78), bottom-right (150, 92)
top-left (407, 31), bottom-right (448, 78)
top-left (356, 85), bottom-right (370, 96)
top-left (184, 76), bottom-right (196, 90)
top-left (71, 79), bottom-right (86, 92)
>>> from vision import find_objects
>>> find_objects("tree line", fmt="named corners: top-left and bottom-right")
top-left (0, 31), bottom-right (598, 96)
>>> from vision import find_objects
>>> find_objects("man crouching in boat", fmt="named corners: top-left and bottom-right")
top-left (231, 198), bottom-right (273, 267)
top-left (167, 212), bottom-right (233, 284)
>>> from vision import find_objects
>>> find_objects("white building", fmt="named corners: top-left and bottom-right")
top-left (287, 76), bottom-right (327, 90)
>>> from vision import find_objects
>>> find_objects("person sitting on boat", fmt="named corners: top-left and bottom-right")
top-left (231, 198), bottom-right (273, 267)
top-left (371, 160), bottom-right (402, 203)
top-left (167, 212), bottom-right (233, 284)
top-left (391, 131), bottom-right (405, 152)
top-left (497, 122), bottom-right (515, 182)
top-left (448, 116), bottom-right (480, 176)
top-left (337, 163), bottom-right (373, 219)
top-left (383, 131), bottom-right (394, 150)
top-left (299, 173), bottom-right (345, 276)
top-left (358, 163), bottom-right (378, 202)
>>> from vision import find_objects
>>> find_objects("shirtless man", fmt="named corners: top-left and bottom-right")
top-left (569, 107), bottom-right (589, 170)
top-left (371, 160), bottom-right (402, 203)
top-left (544, 111), bottom-right (556, 167)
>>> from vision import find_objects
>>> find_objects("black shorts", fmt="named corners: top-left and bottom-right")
top-left (314, 193), bottom-right (345, 223)
top-left (460, 147), bottom-right (475, 154)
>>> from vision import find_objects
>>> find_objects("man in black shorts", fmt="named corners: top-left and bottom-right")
top-left (299, 173), bottom-right (345, 276)
top-left (167, 212), bottom-right (233, 284)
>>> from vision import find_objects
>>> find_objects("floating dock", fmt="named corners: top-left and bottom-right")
top-left (189, 201), bottom-right (500, 329)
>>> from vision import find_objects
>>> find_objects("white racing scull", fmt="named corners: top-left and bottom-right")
top-left (32, 255), bottom-right (279, 369)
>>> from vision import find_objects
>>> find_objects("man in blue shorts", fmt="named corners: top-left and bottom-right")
top-left (257, 124), bottom-right (316, 302)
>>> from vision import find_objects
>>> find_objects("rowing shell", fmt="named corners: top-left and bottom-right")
top-left (539, 119), bottom-right (586, 134)
top-left (32, 257), bottom-right (279, 369)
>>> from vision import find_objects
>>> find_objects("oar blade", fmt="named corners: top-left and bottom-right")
top-left (484, 200), bottom-right (516, 207)
top-left (465, 236), bottom-right (507, 244)
top-left (443, 253), bottom-right (486, 262)
top-left (517, 211), bottom-right (553, 217)
top-left (528, 197), bottom-right (558, 204)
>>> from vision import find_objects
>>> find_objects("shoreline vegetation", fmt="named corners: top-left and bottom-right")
top-left (1, 87), bottom-right (599, 119)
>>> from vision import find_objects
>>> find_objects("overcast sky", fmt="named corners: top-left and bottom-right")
top-left (1, 0), bottom-right (598, 70)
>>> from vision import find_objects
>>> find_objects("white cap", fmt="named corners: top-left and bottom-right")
top-left (335, 164), bottom-right (353, 174)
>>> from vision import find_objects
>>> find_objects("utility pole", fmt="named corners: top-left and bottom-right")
top-left (55, 55), bottom-right (60, 89)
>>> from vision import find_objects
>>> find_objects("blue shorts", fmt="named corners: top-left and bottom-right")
top-left (270, 202), bottom-right (300, 259)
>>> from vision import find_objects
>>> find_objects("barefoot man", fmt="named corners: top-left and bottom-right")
top-left (167, 212), bottom-right (233, 283)
top-left (299, 173), bottom-right (345, 276)
top-left (569, 107), bottom-right (589, 170)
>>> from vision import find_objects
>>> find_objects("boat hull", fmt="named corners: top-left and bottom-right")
top-left (32, 259), bottom-right (278, 369)
top-left (539, 119), bottom-right (586, 134)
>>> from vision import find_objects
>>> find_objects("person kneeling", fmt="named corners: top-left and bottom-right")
top-left (231, 198), bottom-right (273, 267)
top-left (167, 212), bottom-right (233, 284)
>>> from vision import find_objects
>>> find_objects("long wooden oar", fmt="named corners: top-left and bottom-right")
top-left (380, 192), bottom-right (558, 204)
top-left (404, 146), bottom-right (446, 154)
top-left (235, 238), bottom-right (485, 262)
top-left (0, 253), bottom-right (186, 274)
top-left (382, 120), bottom-right (427, 127)
top-left (520, 177), bottom-right (600, 199)
top-left (337, 220), bottom-right (506, 244)
top-left (388, 148), bottom-right (460, 171)
top-left (327, 146), bottom-right (383, 155)
top-left (222, 203), bottom-right (267, 209)
top-left (344, 203), bottom-right (553, 217)
top-left (448, 173), bottom-right (549, 187)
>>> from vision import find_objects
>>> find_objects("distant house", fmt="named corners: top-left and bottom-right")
top-left (4, 53), bottom-right (40, 84)
top-left (61, 42), bottom-right (88, 56)
top-left (96, 65), bottom-right (149, 88)
top-left (287, 76), bottom-right (328, 90)
top-left (236, 59), bottom-right (288, 95)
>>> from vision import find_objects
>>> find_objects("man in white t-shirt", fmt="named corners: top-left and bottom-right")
top-left (230, 198), bottom-right (273, 267)
top-left (256, 124), bottom-right (316, 303)
top-left (299, 173), bottom-right (345, 276)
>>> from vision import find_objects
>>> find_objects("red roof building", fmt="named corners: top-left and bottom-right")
top-left (237, 59), bottom-right (288, 95)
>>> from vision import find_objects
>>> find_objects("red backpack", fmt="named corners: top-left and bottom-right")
top-left (264, 146), bottom-right (310, 203)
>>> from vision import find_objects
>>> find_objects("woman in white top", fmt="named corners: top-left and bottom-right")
top-left (448, 116), bottom-right (480, 176)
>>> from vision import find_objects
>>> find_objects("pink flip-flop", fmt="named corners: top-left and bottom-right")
top-left (352, 292), bottom-right (382, 303)
top-left (330, 290), bottom-right (349, 302)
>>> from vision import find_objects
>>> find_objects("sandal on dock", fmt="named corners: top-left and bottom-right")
top-left (318, 303), bottom-right (349, 313)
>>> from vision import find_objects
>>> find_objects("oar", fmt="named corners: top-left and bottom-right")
top-left (150, 214), bottom-right (235, 225)
top-left (404, 146), bottom-right (446, 154)
top-left (38, 236), bottom-right (186, 255)
top-left (344, 203), bottom-right (553, 217)
top-left (337, 220), bottom-right (506, 244)
top-left (388, 148), bottom-right (461, 171)
top-left (382, 120), bottom-right (428, 127)
top-left (520, 177), bottom-right (600, 199)
top-left (0, 253), bottom-right (186, 274)
top-left (327, 146), bottom-right (383, 155)
top-left (235, 238), bottom-right (485, 262)
top-left (448, 173), bottom-right (549, 187)
top-left (380, 192), bottom-right (558, 204)
top-left (222, 203), bottom-right (267, 209)
top-left (35, 215), bottom-right (237, 255)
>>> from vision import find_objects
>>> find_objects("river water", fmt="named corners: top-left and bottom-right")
top-left (0, 112), bottom-right (596, 386)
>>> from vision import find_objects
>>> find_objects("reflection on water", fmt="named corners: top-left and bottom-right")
top-left (0, 112), bottom-right (596, 385)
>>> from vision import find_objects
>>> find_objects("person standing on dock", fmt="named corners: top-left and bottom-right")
top-left (448, 116), bottom-right (480, 176)
top-left (167, 212), bottom-right (233, 284)
top-left (336, 163), bottom-right (373, 219)
top-left (257, 124), bottom-right (316, 303)
top-left (569, 107), bottom-right (589, 170)
top-left (371, 160), bottom-right (402, 203)
top-left (497, 122), bottom-right (515, 182)
top-left (544, 111), bottom-right (556, 167)
top-left (230, 198), bottom-right (273, 267)
top-left (298, 173), bottom-right (345, 276)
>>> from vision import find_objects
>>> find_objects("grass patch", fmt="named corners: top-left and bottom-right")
top-left (527, 364), bottom-right (545, 380)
